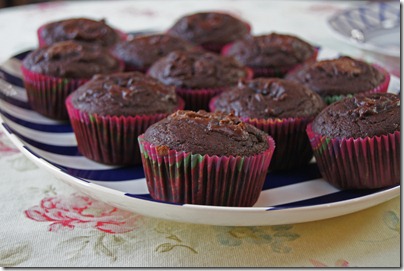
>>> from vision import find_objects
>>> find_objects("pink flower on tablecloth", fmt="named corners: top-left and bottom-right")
top-left (24, 194), bottom-right (142, 234)
top-left (0, 131), bottom-right (19, 156)
top-left (309, 258), bottom-right (350, 267)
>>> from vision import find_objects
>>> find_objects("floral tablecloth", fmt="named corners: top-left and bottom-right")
top-left (0, 0), bottom-right (400, 268)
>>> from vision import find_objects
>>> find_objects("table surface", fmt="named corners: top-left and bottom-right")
top-left (0, 0), bottom-right (400, 268)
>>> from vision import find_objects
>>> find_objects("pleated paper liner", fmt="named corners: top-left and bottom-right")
top-left (174, 67), bottom-right (253, 112)
top-left (21, 59), bottom-right (125, 121)
top-left (21, 65), bottom-right (89, 120)
top-left (244, 117), bottom-right (314, 171)
top-left (65, 96), bottom-right (185, 165)
top-left (36, 25), bottom-right (128, 48)
top-left (138, 135), bottom-right (275, 207)
top-left (322, 65), bottom-right (391, 105)
top-left (221, 45), bottom-right (319, 78)
top-left (306, 124), bottom-right (400, 190)
top-left (180, 22), bottom-right (252, 54)
top-left (209, 97), bottom-right (314, 170)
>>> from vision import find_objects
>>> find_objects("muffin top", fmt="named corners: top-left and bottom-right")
top-left (39, 17), bottom-right (121, 47)
top-left (143, 110), bottom-right (269, 156)
top-left (69, 72), bottom-right (178, 116)
top-left (285, 56), bottom-right (385, 97)
top-left (213, 78), bottom-right (326, 119)
top-left (113, 33), bottom-right (197, 71)
top-left (22, 41), bottom-right (122, 78)
top-left (311, 92), bottom-right (400, 138)
top-left (223, 33), bottom-right (316, 69)
top-left (167, 12), bottom-right (250, 45)
top-left (148, 50), bottom-right (248, 89)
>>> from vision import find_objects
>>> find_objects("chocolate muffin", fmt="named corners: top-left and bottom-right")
top-left (222, 33), bottom-right (317, 78)
top-left (307, 92), bottom-right (400, 189)
top-left (21, 40), bottom-right (123, 120)
top-left (65, 72), bottom-right (184, 165)
top-left (113, 33), bottom-right (197, 73)
top-left (23, 41), bottom-right (122, 79)
top-left (211, 78), bottom-right (326, 170)
top-left (148, 50), bottom-right (251, 110)
top-left (37, 17), bottom-right (124, 48)
top-left (286, 56), bottom-right (390, 104)
top-left (144, 110), bottom-right (269, 156)
top-left (167, 12), bottom-right (251, 52)
top-left (138, 110), bottom-right (275, 206)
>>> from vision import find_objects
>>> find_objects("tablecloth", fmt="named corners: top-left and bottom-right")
top-left (0, 0), bottom-right (400, 267)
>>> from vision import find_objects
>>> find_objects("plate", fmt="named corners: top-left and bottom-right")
top-left (0, 48), bottom-right (400, 226)
top-left (327, 2), bottom-right (400, 58)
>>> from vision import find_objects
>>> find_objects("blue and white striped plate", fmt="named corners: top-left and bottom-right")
top-left (328, 1), bottom-right (400, 58)
top-left (0, 48), bottom-right (400, 226)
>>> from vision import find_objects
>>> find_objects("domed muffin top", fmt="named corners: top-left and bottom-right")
top-left (23, 40), bottom-right (122, 78)
top-left (212, 78), bottom-right (326, 119)
top-left (311, 92), bottom-right (400, 138)
top-left (39, 17), bottom-right (121, 47)
top-left (143, 110), bottom-right (270, 156)
top-left (285, 56), bottom-right (386, 97)
top-left (113, 33), bottom-right (197, 72)
top-left (148, 50), bottom-right (249, 89)
top-left (167, 12), bottom-right (250, 45)
top-left (69, 72), bottom-right (178, 116)
top-left (223, 33), bottom-right (316, 69)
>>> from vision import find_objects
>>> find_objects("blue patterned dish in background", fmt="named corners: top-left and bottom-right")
top-left (328, 1), bottom-right (400, 58)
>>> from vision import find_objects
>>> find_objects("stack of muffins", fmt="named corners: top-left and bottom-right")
top-left (20, 12), bottom-right (400, 207)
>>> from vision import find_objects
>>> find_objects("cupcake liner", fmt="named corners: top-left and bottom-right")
top-left (21, 58), bottom-right (124, 120)
top-left (199, 22), bottom-right (252, 53)
top-left (122, 63), bottom-right (148, 73)
top-left (137, 134), bottom-right (275, 206)
top-left (65, 96), bottom-right (185, 165)
top-left (37, 25), bottom-right (128, 47)
top-left (245, 117), bottom-right (314, 171)
top-left (322, 64), bottom-right (391, 105)
top-left (175, 67), bottom-right (253, 111)
top-left (209, 97), bottom-right (314, 170)
top-left (306, 124), bottom-right (400, 189)
top-left (221, 45), bottom-right (319, 78)
top-left (176, 87), bottom-right (228, 111)
top-left (21, 65), bottom-right (89, 120)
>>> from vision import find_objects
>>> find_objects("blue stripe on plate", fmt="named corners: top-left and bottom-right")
top-left (0, 67), bottom-right (24, 88)
top-left (63, 165), bottom-right (145, 181)
top-left (21, 144), bottom-right (146, 181)
top-left (13, 50), bottom-right (31, 61)
top-left (268, 187), bottom-right (390, 210)
top-left (0, 92), bottom-right (31, 110)
top-left (10, 128), bottom-right (79, 155)
top-left (1, 122), bottom-right (13, 134)
top-left (263, 163), bottom-right (322, 190)
top-left (0, 109), bottom-right (73, 133)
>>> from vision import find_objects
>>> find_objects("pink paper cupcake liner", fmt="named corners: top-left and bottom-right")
top-left (37, 25), bottom-right (128, 47)
top-left (175, 67), bottom-right (253, 111)
top-left (196, 22), bottom-right (252, 53)
top-left (245, 117), bottom-right (314, 171)
top-left (221, 45), bottom-right (318, 78)
top-left (209, 97), bottom-right (314, 170)
top-left (65, 96), bottom-right (185, 165)
top-left (306, 123), bottom-right (400, 189)
top-left (137, 134), bottom-right (275, 206)
top-left (21, 65), bottom-right (89, 120)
